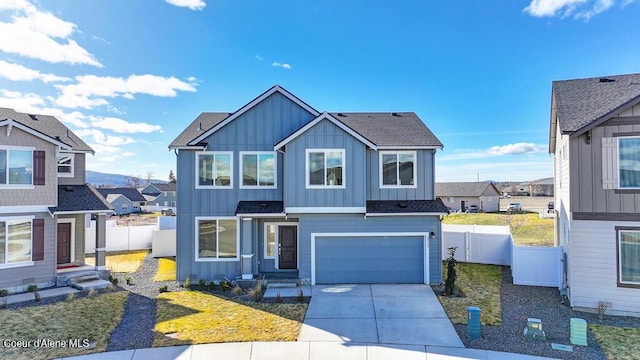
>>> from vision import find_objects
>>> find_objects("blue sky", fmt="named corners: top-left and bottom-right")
top-left (0, 0), bottom-right (638, 182)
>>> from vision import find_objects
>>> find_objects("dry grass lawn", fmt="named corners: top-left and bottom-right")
top-left (0, 291), bottom-right (128, 360)
top-left (85, 250), bottom-right (148, 273)
top-left (589, 324), bottom-right (640, 360)
top-left (154, 257), bottom-right (176, 282)
top-left (443, 213), bottom-right (554, 246)
top-left (437, 262), bottom-right (502, 326)
top-left (154, 291), bottom-right (307, 346)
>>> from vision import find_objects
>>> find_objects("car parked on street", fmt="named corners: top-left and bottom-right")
top-left (508, 202), bottom-right (522, 212)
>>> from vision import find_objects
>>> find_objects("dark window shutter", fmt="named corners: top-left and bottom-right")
top-left (32, 218), bottom-right (45, 261)
top-left (33, 151), bottom-right (45, 185)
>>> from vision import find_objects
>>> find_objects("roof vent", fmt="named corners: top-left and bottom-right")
top-left (599, 78), bottom-right (615, 83)
top-left (28, 114), bottom-right (38, 121)
top-left (398, 203), bottom-right (408, 208)
top-left (392, 112), bottom-right (400, 116)
top-left (337, 113), bottom-right (345, 117)
top-left (197, 122), bottom-right (203, 131)
top-left (64, 186), bottom-right (73, 192)
top-left (259, 203), bottom-right (268, 208)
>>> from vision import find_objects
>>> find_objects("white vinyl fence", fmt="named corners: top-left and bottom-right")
top-left (85, 216), bottom-right (176, 256)
top-left (511, 245), bottom-right (563, 287)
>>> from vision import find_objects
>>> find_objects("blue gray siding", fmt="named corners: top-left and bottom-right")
top-left (366, 149), bottom-right (436, 200)
top-left (284, 119), bottom-right (367, 208)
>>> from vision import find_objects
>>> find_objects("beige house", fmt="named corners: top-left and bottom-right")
top-left (435, 182), bottom-right (501, 212)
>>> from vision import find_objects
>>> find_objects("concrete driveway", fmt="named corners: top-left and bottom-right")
top-left (298, 284), bottom-right (464, 348)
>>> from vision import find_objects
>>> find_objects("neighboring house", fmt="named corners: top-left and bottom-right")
top-left (526, 177), bottom-right (554, 197)
top-left (141, 183), bottom-right (177, 207)
top-left (97, 187), bottom-right (146, 213)
top-left (169, 85), bottom-right (448, 285)
top-left (550, 73), bottom-right (640, 316)
top-left (435, 182), bottom-right (501, 212)
top-left (0, 108), bottom-right (112, 293)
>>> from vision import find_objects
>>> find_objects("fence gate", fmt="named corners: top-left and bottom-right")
top-left (511, 245), bottom-right (563, 287)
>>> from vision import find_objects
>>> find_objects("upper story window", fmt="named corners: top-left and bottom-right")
top-left (380, 151), bottom-right (416, 188)
top-left (241, 152), bottom-right (276, 188)
top-left (196, 151), bottom-right (233, 189)
top-left (306, 149), bottom-right (345, 188)
top-left (0, 147), bottom-right (33, 186)
top-left (619, 137), bottom-right (640, 189)
top-left (618, 229), bottom-right (640, 286)
top-left (57, 153), bottom-right (74, 178)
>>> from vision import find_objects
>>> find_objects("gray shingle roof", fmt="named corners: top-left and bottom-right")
top-left (0, 107), bottom-right (93, 152)
top-left (553, 73), bottom-right (640, 134)
top-left (49, 185), bottom-right (113, 213)
top-left (331, 112), bottom-right (443, 148)
top-left (97, 187), bottom-right (147, 202)
top-left (435, 182), bottom-right (500, 197)
top-left (235, 201), bottom-right (284, 215)
top-left (152, 183), bottom-right (176, 191)
top-left (169, 112), bottom-right (230, 147)
top-left (366, 199), bottom-right (449, 214)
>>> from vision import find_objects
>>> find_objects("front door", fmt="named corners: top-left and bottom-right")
top-left (278, 226), bottom-right (297, 269)
top-left (57, 223), bottom-right (72, 264)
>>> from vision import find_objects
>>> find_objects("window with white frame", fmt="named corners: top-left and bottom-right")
top-left (57, 153), bottom-right (74, 177)
top-left (265, 224), bottom-right (276, 258)
top-left (121, 204), bottom-right (128, 211)
top-left (0, 147), bottom-right (33, 185)
top-left (306, 149), bottom-right (344, 188)
top-left (196, 217), bottom-right (238, 260)
top-left (619, 137), bottom-right (640, 189)
top-left (0, 219), bottom-right (32, 265)
top-left (197, 152), bottom-right (233, 188)
top-left (380, 151), bottom-right (416, 188)
top-left (618, 230), bottom-right (640, 286)
top-left (241, 152), bottom-right (276, 188)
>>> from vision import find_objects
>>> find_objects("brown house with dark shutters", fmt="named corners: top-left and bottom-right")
top-left (0, 108), bottom-right (112, 293)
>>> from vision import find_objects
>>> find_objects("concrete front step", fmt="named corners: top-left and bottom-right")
top-left (266, 282), bottom-right (298, 289)
top-left (264, 286), bottom-right (311, 298)
top-left (70, 279), bottom-right (111, 291)
top-left (71, 274), bottom-right (100, 283)
top-left (56, 269), bottom-right (105, 287)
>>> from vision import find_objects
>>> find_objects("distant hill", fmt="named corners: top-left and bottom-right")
top-left (87, 170), bottom-right (167, 188)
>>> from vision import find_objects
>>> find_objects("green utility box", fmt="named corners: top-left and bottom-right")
top-left (467, 306), bottom-right (481, 340)
top-left (570, 318), bottom-right (587, 346)
top-left (524, 318), bottom-right (546, 340)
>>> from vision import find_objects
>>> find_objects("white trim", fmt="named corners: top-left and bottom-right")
top-left (241, 254), bottom-right (254, 259)
top-left (170, 146), bottom-right (206, 150)
top-left (379, 150), bottom-right (417, 189)
top-left (617, 136), bottom-right (640, 190)
top-left (237, 213), bottom-right (287, 218)
top-left (0, 261), bottom-right (34, 269)
top-left (618, 229), bottom-right (640, 286)
top-left (195, 151), bottom-right (234, 189)
top-left (0, 215), bottom-right (35, 266)
top-left (1, 205), bottom-right (54, 213)
top-left (95, 247), bottom-right (106, 252)
top-left (365, 212), bottom-right (448, 217)
top-left (274, 112), bottom-right (377, 150)
top-left (310, 232), bottom-right (430, 285)
top-left (305, 148), bottom-right (346, 189)
top-left (51, 210), bottom-right (114, 215)
top-left (263, 222), bottom-right (299, 262)
top-left (0, 145), bottom-right (35, 187)
top-left (188, 85), bottom-right (320, 146)
top-left (57, 217), bottom-right (76, 264)
top-left (56, 153), bottom-right (75, 178)
top-left (194, 216), bottom-right (240, 262)
top-left (377, 145), bottom-right (441, 150)
top-left (241, 274), bottom-right (253, 280)
top-left (0, 119), bottom-right (71, 149)
top-left (95, 265), bottom-right (107, 270)
top-left (285, 207), bottom-right (366, 214)
top-left (239, 151), bottom-right (277, 189)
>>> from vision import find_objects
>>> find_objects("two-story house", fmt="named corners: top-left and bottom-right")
top-left (550, 73), bottom-right (640, 316)
top-left (0, 108), bottom-right (112, 293)
top-left (141, 183), bottom-right (177, 208)
top-left (97, 187), bottom-right (146, 215)
top-left (169, 85), bottom-right (448, 285)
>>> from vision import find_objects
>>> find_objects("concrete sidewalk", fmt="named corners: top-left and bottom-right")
top-left (59, 342), bottom-right (559, 360)
top-left (3, 286), bottom-right (80, 305)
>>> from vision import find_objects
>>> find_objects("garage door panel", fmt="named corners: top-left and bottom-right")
top-left (315, 236), bottom-right (424, 284)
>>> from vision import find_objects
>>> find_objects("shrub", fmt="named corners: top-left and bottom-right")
top-left (597, 300), bottom-right (611, 321)
top-left (275, 291), bottom-right (282, 303)
top-left (88, 289), bottom-right (97, 297)
top-left (296, 288), bottom-right (305, 303)
top-left (208, 281), bottom-right (216, 291)
top-left (198, 278), bottom-right (206, 289)
top-left (125, 275), bottom-right (133, 285)
top-left (183, 275), bottom-right (191, 290)
top-left (159, 285), bottom-right (169, 293)
top-left (34, 290), bottom-right (41, 302)
top-left (444, 246), bottom-right (458, 296)
top-left (66, 292), bottom-right (75, 301)
top-left (0, 289), bottom-right (8, 297)
top-left (220, 278), bottom-right (233, 292)
top-left (232, 285), bottom-right (243, 295)
top-left (249, 280), bottom-right (264, 302)
top-left (108, 274), bottom-right (119, 286)
top-left (27, 284), bottom-right (38, 293)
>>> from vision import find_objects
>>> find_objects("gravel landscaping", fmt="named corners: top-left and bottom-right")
top-left (454, 266), bottom-right (640, 360)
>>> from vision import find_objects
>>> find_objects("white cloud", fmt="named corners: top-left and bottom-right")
top-left (0, 1), bottom-right (102, 66)
top-left (165, 0), bottom-right (206, 10)
top-left (89, 116), bottom-right (162, 134)
top-left (255, 55), bottom-right (264, 61)
top-left (88, 143), bottom-right (120, 155)
top-left (487, 143), bottom-right (546, 155)
top-left (0, 88), bottom-right (46, 109)
top-left (0, 60), bottom-right (70, 83)
top-left (524, 0), bottom-right (622, 19)
top-left (54, 74), bottom-right (197, 109)
top-left (73, 129), bottom-right (135, 146)
top-left (122, 152), bottom-right (136, 157)
top-left (272, 61), bottom-right (292, 70)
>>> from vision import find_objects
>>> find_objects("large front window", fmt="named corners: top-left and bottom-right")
top-left (0, 148), bottom-right (33, 185)
top-left (0, 219), bottom-right (32, 265)
top-left (380, 151), bottom-right (416, 188)
top-left (241, 152), bottom-right (276, 188)
top-left (197, 152), bottom-right (232, 188)
top-left (619, 230), bottom-right (640, 286)
top-left (196, 218), bottom-right (238, 260)
top-left (619, 137), bottom-right (640, 189)
top-left (306, 149), bottom-right (344, 188)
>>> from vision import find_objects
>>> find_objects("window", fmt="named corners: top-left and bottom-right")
top-left (241, 152), bottom-right (276, 188)
top-left (196, 217), bottom-right (238, 261)
top-left (57, 153), bottom-right (74, 177)
top-left (0, 219), bottom-right (32, 266)
top-left (380, 151), bottom-right (416, 188)
top-left (0, 147), bottom-right (33, 186)
top-left (306, 149), bottom-right (345, 188)
top-left (265, 224), bottom-right (276, 258)
top-left (196, 152), bottom-right (233, 188)
top-left (619, 137), bottom-right (640, 189)
top-left (619, 230), bottom-right (640, 286)
top-left (121, 204), bottom-right (128, 211)
top-left (446, 197), bottom-right (454, 204)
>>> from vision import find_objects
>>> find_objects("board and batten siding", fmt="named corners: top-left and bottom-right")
top-left (568, 220), bottom-right (640, 315)
top-left (366, 149), bottom-right (435, 200)
top-left (58, 153), bottom-right (86, 186)
top-left (295, 214), bottom-right (442, 284)
top-left (175, 92), bottom-right (315, 281)
top-left (284, 119), bottom-right (366, 208)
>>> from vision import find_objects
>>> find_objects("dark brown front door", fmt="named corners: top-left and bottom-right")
top-left (57, 223), bottom-right (71, 264)
top-left (278, 226), bottom-right (297, 269)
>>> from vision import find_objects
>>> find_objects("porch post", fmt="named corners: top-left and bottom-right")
top-left (241, 217), bottom-right (254, 279)
top-left (94, 213), bottom-right (107, 270)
